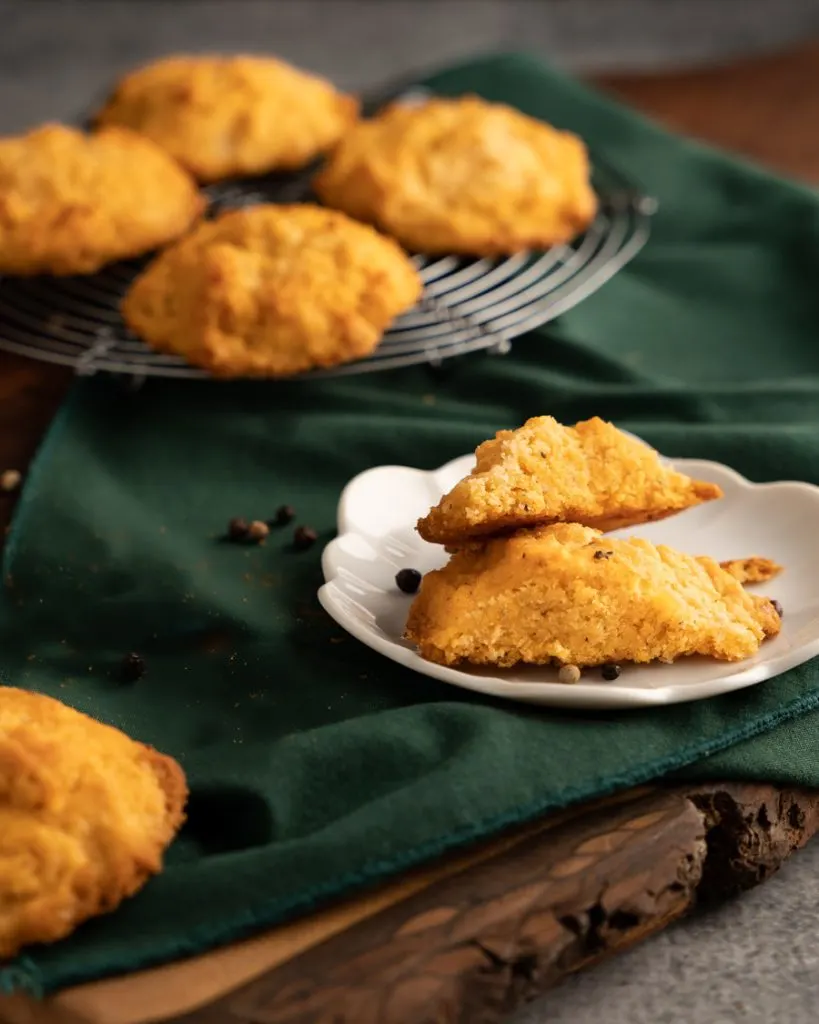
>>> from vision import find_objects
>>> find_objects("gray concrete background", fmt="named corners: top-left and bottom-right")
top-left (4, 1), bottom-right (819, 1021)
top-left (515, 840), bottom-right (819, 1023)
top-left (2, 0), bottom-right (819, 132)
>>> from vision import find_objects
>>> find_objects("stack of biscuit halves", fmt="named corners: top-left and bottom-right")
top-left (405, 415), bottom-right (782, 677)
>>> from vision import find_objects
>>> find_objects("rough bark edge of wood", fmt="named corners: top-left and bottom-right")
top-left (158, 782), bottom-right (818, 1024)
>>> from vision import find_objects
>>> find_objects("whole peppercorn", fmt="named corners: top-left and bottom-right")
top-left (246, 520), bottom-right (270, 543)
top-left (227, 517), bottom-right (250, 542)
top-left (395, 568), bottom-right (422, 594)
top-left (558, 664), bottom-right (582, 685)
top-left (293, 525), bottom-right (318, 551)
top-left (121, 652), bottom-right (145, 682)
top-left (271, 504), bottom-right (296, 527)
top-left (0, 469), bottom-right (21, 493)
top-left (601, 663), bottom-right (621, 682)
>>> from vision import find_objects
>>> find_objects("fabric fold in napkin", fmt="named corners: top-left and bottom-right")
top-left (4, 52), bottom-right (819, 995)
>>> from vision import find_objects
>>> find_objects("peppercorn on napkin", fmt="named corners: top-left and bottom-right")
top-left (4, 52), bottom-right (819, 995)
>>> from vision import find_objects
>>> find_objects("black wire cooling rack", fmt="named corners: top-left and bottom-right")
top-left (0, 91), bottom-right (656, 381)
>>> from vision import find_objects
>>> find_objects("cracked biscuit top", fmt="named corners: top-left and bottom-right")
top-left (314, 95), bottom-right (597, 256)
top-left (122, 203), bottom-right (422, 377)
top-left (95, 54), bottom-right (359, 182)
top-left (417, 416), bottom-right (723, 545)
top-left (0, 686), bottom-right (187, 959)
top-left (405, 523), bottom-right (781, 669)
top-left (0, 123), bottom-right (204, 275)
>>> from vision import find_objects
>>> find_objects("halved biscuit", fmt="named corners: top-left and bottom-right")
top-left (405, 523), bottom-right (780, 669)
top-left (417, 416), bottom-right (722, 545)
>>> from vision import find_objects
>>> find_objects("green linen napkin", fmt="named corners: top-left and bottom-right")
top-left (4, 52), bottom-right (819, 996)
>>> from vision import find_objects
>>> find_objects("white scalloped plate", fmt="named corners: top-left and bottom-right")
top-left (318, 446), bottom-right (819, 709)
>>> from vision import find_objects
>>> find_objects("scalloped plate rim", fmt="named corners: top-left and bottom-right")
top-left (318, 448), bottom-right (819, 709)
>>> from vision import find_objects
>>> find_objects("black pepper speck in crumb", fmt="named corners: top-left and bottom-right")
top-left (227, 517), bottom-right (250, 541)
top-left (293, 525), bottom-right (318, 551)
top-left (772, 599), bottom-right (784, 618)
top-left (121, 652), bottom-right (145, 682)
top-left (593, 550), bottom-right (613, 560)
top-left (396, 568), bottom-right (422, 594)
top-left (271, 504), bottom-right (296, 527)
top-left (601, 663), bottom-right (621, 681)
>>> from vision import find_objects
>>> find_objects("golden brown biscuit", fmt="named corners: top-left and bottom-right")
top-left (95, 55), bottom-right (359, 182)
top-left (313, 95), bottom-right (597, 256)
top-left (417, 416), bottom-right (722, 545)
top-left (0, 686), bottom-right (187, 959)
top-left (719, 556), bottom-right (783, 584)
top-left (121, 203), bottom-right (422, 377)
top-left (0, 123), bottom-right (204, 276)
top-left (405, 523), bottom-right (781, 668)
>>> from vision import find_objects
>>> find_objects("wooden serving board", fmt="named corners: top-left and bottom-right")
top-left (3, 38), bottom-right (819, 1024)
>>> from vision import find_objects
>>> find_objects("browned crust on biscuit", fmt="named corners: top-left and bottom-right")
top-left (406, 524), bottom-right (780, 669)
top-left (121, 203), bottom-right (422, 378)
top-left (95, 54), bottom-right (359, 182)
top-left (417, 416), bottom-right (722, 545)
top-left (140, 745), bottom-right (189, 848)
top-left (0, 123), bottom-right (205, 276)
top-left (314, 95), bottom-right (597, 256)
top-left (0, 687), bottom-right (188, 958)
top-left (719, 556), bottom-right (783, 584)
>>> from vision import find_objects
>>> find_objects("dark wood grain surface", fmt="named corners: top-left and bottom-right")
top-left (189, 784), bottom-right (819, 1024)
top-left (2, 39), bottom-right (819, 1024)
top-left (597, 39), bottom-right (819, 183)
top-left (0, 354), bottom-right (68, 535)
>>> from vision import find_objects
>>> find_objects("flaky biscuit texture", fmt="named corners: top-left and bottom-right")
top-left (719, 556), bottom-right (782, 584)
top-left (0, 124), bottom-right (204, 275)
top-left (96, 55), bottom-right (359, 182)
top-left (314, 95), bottom-right (597, 255)
top-left (417, 416), bottom-right (722, 545)
top-left (0, 687), bottom-right (187, 959)
top-left (405, 523), bottom-right (781, 668)
top-left (122, 204), bottom-right (422, 377)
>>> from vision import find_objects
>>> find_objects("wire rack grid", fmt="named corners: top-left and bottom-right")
top-left (0, 91), bottom-right (656, 381)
